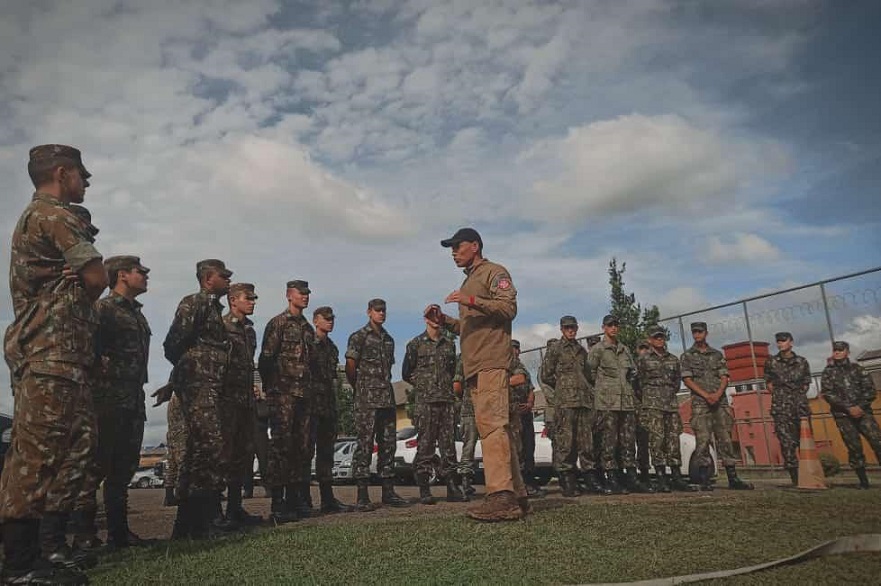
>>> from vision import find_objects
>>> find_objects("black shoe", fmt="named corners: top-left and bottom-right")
top-left (655, 468), bottom-right (672, 493)
top-left (725, 466), bottom-right (754, 490)
top-left (669, 468), bottom-right (698, 492)
top-left (626, 468), bottom-right (655, 494)
top-left (354, 480), bottom-right (376, 512)
top-left (524, 483), bottom-right (546, 498)
top-left (294, 483), bottom-right (313, 518)
top-left (381, 480), bottom-right (410, 507)
top-left (418, 484), bottom-right (436, 505)
top-left (856, 467), bottom-right (870, 489)
top-left (269, 487), bottom-right (298, 524)
top-left (461, 476), bottom-right (476, 497)
top-left (559, 472), bottom-right (578, 498)
top-left (171, 500), bottom-right (192, 540)
top-left (2, 558), bottom-right (88, 585)
top-left (445, 477), bottom-right (468, 502)
top-left (698, 466), bottom-right (714, 491)
top-left (788, 468), bottom-right (799, 486)
top-left (319, 482), bottom-right (353, 514)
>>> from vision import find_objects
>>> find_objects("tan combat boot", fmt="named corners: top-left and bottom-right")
top-left (465, 490), bottom-right (523, 522)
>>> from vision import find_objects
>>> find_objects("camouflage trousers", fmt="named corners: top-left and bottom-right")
top-left (458, 415), bottom-right (478, 478)
top-left (833, 413), bottom-right (881, 469)
top-left (772, 410), bottom-right (802, 470)
top-left (177, 382), bottom-right (225, 495)
top-left (595, 410), bottom-right (636, 470)
top-left (353, 406), bottom-right (396, 480)
top-left (246, 411), bottom-right (269, 494)
top-left (692, 402), bottom-right (738, 467)
top-left (516, 411), bottom-right (536, 478)
top-left (0, 364), bottom-right (96, 520)
top-left (266, 394), bottom-right (311, 488)
top-left (414, 402), bottom-right (458, 481)
top-left (635, 411), bottom-right (650, 471)
top-left (74, 404), bottom-right (144, 514)
top-left (307, 411), bottom-right (337, 485)
top-left (640, 408), bottom-right (683, 468)
top-left (219, 395), bottom-right (255, 486)
top-left (164, 394), bottom-right (187, 491)
top-left (553, 407), bottom-right (595, 473)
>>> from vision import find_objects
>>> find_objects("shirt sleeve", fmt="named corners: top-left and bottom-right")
top-left (163, 297), bottom-right (199, 366)
top-left (470, 268), bottom-right (517, 321)
top-left (540, 345), bottom-right (558, 387)
top-left (258, 318), bottom-right (282, 387)
top-left (345, 330), bottom-right (363, 361)
top-left (401, 340), bottom-right (417, 385)
top-left (680, 352), bottom-right (694, 379)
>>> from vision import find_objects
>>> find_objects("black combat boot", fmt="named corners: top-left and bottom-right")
top-left (295, 482), bottom-right (313, 518)
top-left (2, 519), bottom-right (86, 585)
top-left (270, 487), bottom-right (297, 524)
top-left (670, 467), bottom-right (697, 492)
top-left (625, 468), bottom-right (655, 494)
top-left (698, 466), bottom-right (714, 491)
top-left (856, 467), bottom-right (870, 489)
top-left (560, 472), bottom-right (578, 497)
top-left (209, 491), bottom-right (238, 532)
top-left (655, 467), bottom-right (672, 493)
top-left (171, 498), bottom-right (192, 540)
top-left (461, 475), bottom-right (476, 497)
top-left (40, 512), bottom-right (96, 572)
top-left (639, 468), bottom-right (655, 491)
top-left (319, 482), bottom-right (353, 514)
top-left (381, 479), bottom-right (410, 507)
top-left (788, 468), bottom-right (799, 486)
top-left (354, 479), bottom-right (376, 512)
top-left (582, 469), bottom-right (607, 494)
top-left (416, 473), bottom-right (435, 505)
top-left (69, 508), bottom-right (102, 553)
top-left (446, 475), bottom-right (468, 502)
top-left (725, 465), bottom-right (754, 490)
top-left (604, 471), bottom-right (626, 495)
top-left (163, 486), bottom-right (177, 507)
top-left (226, 484), bottom-right (262, 526)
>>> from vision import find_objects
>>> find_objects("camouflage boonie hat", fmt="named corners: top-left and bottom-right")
top-left (104, 255), bottom-right (149, 276)
top-left (286, 280), bottom-right (310, 294)
top-left (313, 306), bottom-right (335, 320)
top-left (774, 332), bottom-right (793, 342)
top-left (197, 259), bottom-right (232, 278)
top-left (690, 321), bottom-right (708, 332)
top-left (832, 341), bottom-right (849, 351)
top-left (28, 144), bottom-right (91, 179)
top-left (368, 298), bottom-right (386, 310)
top-left (511, 339), bottom-right (521, 349)
top-left (229, 283), bottom-right (257, 299)
top-left (560, 315), bottom-right (578, 327)
top-left (647, 324), bottom-right (666, 338)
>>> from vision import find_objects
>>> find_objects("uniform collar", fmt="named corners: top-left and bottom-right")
top-left (108, 290), bottom-right (142, 310)
top-left (32, 192), bottom-right (68, 208)
top-left (463, 256), bottom-right (488, 276)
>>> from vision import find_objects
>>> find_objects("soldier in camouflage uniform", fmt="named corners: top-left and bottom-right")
top-left (541, 317), bottom-right (599, 496)
top-left (307, 306), bottom-right (352, 513)
top-left (454, 354), bottom-right (478, 497)
top-left (163, 259), bottom-right (233, 538)
top-left (764, 332), bottom-right (812, 486)
top-left (637, 326), bottom-right (695, 492)
top-left (220, 283), bottom-right (261, 525)
top-left (634, 340), bottom-right (653, 488)
top-left (510, 340), bottom-right (544, 497)
top-left (346, 299), bottom-right (409, 510)
top-left (1, 145), bottom-right (106, 583)
top-left (587, 315), bottom-right (652, 494)
top-left (681, 322), bottom-right (752, 491)
top-left (258, 280), bottom-right (315, 523)
top-left (72, 256), bottom-right (152, 551)
top-left (821, 340), bottom-right (881, 489)
top-left (164, 394), bottom-right (187, 506)
top-left (402, 316), bottom-right (466, 505)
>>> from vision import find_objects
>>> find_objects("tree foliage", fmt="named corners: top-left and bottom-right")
top-left (608, 258), bottom-right (662, 354)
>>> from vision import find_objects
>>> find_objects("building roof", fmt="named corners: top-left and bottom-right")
top-left (857, 348), bottom-right (881, 362)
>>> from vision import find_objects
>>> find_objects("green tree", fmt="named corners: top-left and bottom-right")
top-left (608, 258), bottom-right (663, 354)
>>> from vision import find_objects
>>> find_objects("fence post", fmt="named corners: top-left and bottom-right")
top-left (741, 300), bottom-right (775, 470)
top-left (678, 317), bottom-right (688, 353)
top-left (819, 282), bottom-right (836, 346)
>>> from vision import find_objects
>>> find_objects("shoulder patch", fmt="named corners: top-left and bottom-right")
top-left (497, 278), bottom-right (511, 290)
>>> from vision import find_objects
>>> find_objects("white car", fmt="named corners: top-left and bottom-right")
top-left (129, 466), bottom-right (164, 489)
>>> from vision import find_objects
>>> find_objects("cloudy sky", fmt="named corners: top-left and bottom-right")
top-left (1, 0), bottom-right (880, 444)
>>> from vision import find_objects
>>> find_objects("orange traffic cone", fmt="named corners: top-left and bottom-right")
top-left (797, 418), bottom-right (828, 490)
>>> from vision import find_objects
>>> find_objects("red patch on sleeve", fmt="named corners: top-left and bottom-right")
top-left (497, 278), bottom-right (511, 290)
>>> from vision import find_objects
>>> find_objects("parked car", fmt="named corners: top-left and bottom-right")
top-left (129, 465), bottom-right (164, 489)
top-left (330, 438), bottom-right (357, 484)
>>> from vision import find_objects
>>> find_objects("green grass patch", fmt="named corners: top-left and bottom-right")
top-left (91, 490), bottom-right (881, 585)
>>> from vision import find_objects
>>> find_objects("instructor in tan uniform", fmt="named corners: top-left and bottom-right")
top-left (433, 227), bottom-right (526, 522)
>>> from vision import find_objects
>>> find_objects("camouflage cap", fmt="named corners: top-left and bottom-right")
top-left (690, 321), bottom-right (708, 332)
top-left (104, 255), bottom-right (149, 275)
top-left (286, 279), bottom-right (310, 294)
top-left (313, 306), bottom-right (335, 320)
top-left (774, 332), bottom-right (793, 342)
top-left (647, 324), bottom-right (666, 338)
top-left (637, 340), bottom-right (650, 350)
top-left (196, 259), bottom-right (233, 278)
top-left (832, 340), bottom-right (849, 351)
top-left (560, 315), bottom-right (578, 327)
top-left (229, 283), bottom-right (257, 299)
top-left (511, 339), bottom-right (521, 349)
top-left (368, 298), bottom-right (387, 310)
top-left (29, 144), bottom-right (91, 179)
top-left (602, 314), bottom-right (620, 326)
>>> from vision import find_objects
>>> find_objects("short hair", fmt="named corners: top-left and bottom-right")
top-left (27, 157), bottom-right (78, 188)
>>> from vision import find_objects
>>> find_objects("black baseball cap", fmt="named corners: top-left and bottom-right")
top-left (441, 227), bottom-right (482, 248)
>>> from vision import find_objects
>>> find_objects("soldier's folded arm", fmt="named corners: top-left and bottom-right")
top-left (820, 372), bottom-right (850, 411)
top-left (257, 318), bottom-right (281, 387)
top-left (401, 342), bottom-right (417, 385)
top-left (163, 301), bottom-right (199, 365)
top-left (540, 348), bottom-right (558, 387)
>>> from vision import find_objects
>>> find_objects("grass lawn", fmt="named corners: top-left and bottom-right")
top-left (91, 489), bottom-right (881, 585)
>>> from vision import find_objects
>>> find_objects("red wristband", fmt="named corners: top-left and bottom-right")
top-left (469, 295), bottom-right (475, 307)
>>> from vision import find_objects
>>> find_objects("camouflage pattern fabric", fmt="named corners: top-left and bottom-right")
top-left (453, 354), bottom-right (478, 478)
top-left (553, 407), bottom-right (595, 472)
top-left (588, 340), bottom-right (637, 411)
top-left (764, 351), bottom-right (811, 469)
top-left (691, 402), bottom-right (738, 467)
top-left (0, 367), bottom-right (96, 519)
top-left (413, 402), bottom-right (458, 480)
top-left (509, 357), bottom-right (533, 407)
top-left (308, 336), bottom-right (341, 484)
top-left (402, 331), bottom-right (457, 404)
top-left (637, 348), bottom-right (681, 412)
top-left (822, 359), bottom-right (881, 468)
top-left (164, 394), bottom-right (187, 491)
top-left (345, 324), bottom-right (395, 409)
top-left (352, 407), bottom-right (397, 480)
top-left (454, 354), bottom-right (474, 418)
top-left (266, 394), bottom-right (312, 486)
top-left (540, 338), bottom-right (592, 408)
top-left (595, 410), bottom-right (636, 470)
top-left (163, 291), bottom-right (229, 495)
top-left (639, 409), bottom-right (683, 468)
top-left (221, 314), bottom-right (257, 485)
top-left (680, 344), bottom-right (730, 407)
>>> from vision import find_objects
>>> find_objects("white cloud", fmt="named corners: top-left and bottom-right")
top-left (702, 233), bottom-right (783, 265)
top-left (657, 287), bottom-right (710, 317)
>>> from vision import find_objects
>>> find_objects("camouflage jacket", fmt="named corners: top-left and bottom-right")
top-left (821, 359), bottom-right (875, 417)
top-left (311, 335), bottom-right (340, 417)
top-left (681, 344), bottom-right (730, 408)
top-left (163, 290), bottom-right (230, 388)
top-left (258, 310), bottom-right (315, 399)
top-left (4, 193), bottom-right (103, 383)
top-left (454, 354), bottom-right (474, 417)
top-left (92, 291), bottom-right (150, 412)
top-left (346, 323), bottom-right (395, 409)
top-left (223, 313), bottom-right (256, 405)
top-left (510, 357), bottom-right (533, 406)
top-left (540, 337), bottom-right (592, 408)
top-left (636, 347), bottom-right (681, 412)
top-left (402, 331), bottom-right (457, 404)
top-left (588, 338), bottom-right (637, 411)
top-left (764, 351), bottom-right (811, 417)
